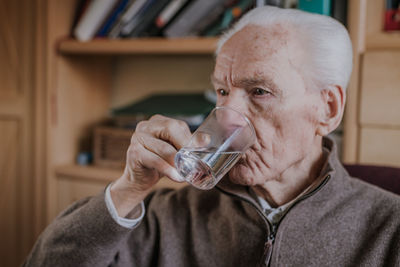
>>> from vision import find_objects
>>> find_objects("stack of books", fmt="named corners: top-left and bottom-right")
top-left (72, 0), bottom-right (348, 41)
top-left (72, 0), bottom-right (256, 41)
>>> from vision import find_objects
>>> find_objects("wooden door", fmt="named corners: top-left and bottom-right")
top-left (0, 0), bottom-right (41, 265)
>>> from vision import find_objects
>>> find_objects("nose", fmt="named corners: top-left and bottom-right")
top-left (214, 106), bottom-right (255, 151)
top-left (218, 89), bottom-right (248, 119)
top-left (215, 106), bottom-right (249, 135)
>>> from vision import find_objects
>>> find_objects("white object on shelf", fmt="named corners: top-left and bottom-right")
top-left (74, 0), bottom-right (119, 41)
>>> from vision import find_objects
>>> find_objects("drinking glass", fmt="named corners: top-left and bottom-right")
top-left (174, 106), bottom-right (255, 190)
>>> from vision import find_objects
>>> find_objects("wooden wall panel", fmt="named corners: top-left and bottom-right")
top-left (359, 127), bottom-right (400, 167)
top-left (360, 51), bottom-right (400, 126)
top-left (0, 119), bottom-right (19, 266)
top-left (0, 0), bottom-right (38, 265)
top-left (0, 0), bottom-right (20, 99)
top-left (57, 178), bottom-right (108, 215)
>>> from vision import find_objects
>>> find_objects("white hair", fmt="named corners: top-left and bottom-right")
top-left (216, 6), bottom-right (353, 91)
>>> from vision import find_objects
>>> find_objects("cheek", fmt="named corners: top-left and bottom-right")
top-left (273, 105), bottom-right (321, 156)
top-left (254, 102), bottom-right (320, 154)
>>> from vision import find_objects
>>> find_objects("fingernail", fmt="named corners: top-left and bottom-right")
top-left (172, 169), bottom-right (185, 182)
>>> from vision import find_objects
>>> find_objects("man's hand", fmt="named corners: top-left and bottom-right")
top-left (110, 115), bottom-right (191, 217)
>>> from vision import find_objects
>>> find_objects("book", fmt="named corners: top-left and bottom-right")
top-left (96, 0), bottom-right (132, 37)
top-left (331, 0), bottom-right (347, 26)
top-left (265, 0), bottom-right (284, 7)
top-left (164, 0), bottom-right (228, 38)
top-left (119, 0), bottom-right (158, 36)
top-left (108, 0), bottom-right (148, 38)
top-left (187, 2), bottom-right (227, 36)
top-left (144, 0), bottom-right (190, 36)
top-left (74, 0), bottom-right (119, 41)
top-left (384, 0), bottom-right (400, 31)
top-left (70, 0), bottom-right (93, 37)
top-left (125, 0), bottom-right (172, 37)
top-left (298, 0), bottom-right (331, 16)
top-left (203, 0), bottom-right (254, 37)
top-left (111, 93), bottom-right (215, 130)
top-left (112, 93), bottom-right (214, 117)
top-left (282, 0), bottom-right (297, 8)
top-left (156, 0), bottom-right (189, 28)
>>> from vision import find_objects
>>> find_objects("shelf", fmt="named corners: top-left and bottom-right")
top-left (58, 37), bottom-right (219, 55)
top-left (55, 164), bottom-right (185, 189)
top-left (366, 32), bottom-right (400, 50)
top-left (55, 165), bottom-right (123, 183)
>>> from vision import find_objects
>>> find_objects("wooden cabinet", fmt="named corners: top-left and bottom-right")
top-left (360, 51), bottom-right (400, 126)
top-left (357, 51), bottom-right (400, 166)
top-left (343, 0), bottom-right (400, 167)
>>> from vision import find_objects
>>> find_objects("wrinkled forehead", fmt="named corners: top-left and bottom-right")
top-left (214, 24), bottom-right (308, 91)
top-left (217, 24), bottom-right (297, 62)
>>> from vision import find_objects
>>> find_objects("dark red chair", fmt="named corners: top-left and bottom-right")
top-left (344, 164), bottom-right (400, 195)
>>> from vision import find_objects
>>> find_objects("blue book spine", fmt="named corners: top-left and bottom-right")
top-left (298, 0), bottom-right (332, 16)
top-left (96, 0), bottom-right (130, 37)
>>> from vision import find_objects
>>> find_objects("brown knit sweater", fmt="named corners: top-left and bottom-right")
top-left (24, 139), bottom-right (400, 266)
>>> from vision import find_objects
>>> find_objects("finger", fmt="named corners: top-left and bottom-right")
top-left (136, 115), bottom-right (192, 150)
top-left (131, 143), bottom-right (184, 183)
top-left (137, 134), bottom-right (177, 166)
top-left (191, 131), bottom-right (211, 147)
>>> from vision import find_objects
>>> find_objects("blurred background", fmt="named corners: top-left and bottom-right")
top-left (1, 0), bottom-right (399, 265)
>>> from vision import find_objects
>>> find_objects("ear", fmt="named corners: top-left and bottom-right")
top-left (316, 85), bottom-right (346, 136)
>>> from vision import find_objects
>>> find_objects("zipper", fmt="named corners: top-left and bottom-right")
top-left (261, 174), bottom-right (331, 267)
top-left (260, 226), bottom-right (276, 267)
top-left (217, 174), bottom-right (331, 267)
top-left (215, 187), bottom-right (277, 267)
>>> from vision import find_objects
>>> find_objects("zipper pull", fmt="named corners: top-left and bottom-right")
top-left (260, 234), bottom-right (275, 267)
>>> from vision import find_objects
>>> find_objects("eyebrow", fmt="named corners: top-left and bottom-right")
top-left (210, 75), bottom-right (281, 95)
top-left (210, 75), bottom-right (224, 86)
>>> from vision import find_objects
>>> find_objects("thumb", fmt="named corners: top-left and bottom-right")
top-left (163, 166), bottom-right (185, 183)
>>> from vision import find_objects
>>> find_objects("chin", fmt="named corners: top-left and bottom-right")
top-left (228, 163), bottom-right (256, 186)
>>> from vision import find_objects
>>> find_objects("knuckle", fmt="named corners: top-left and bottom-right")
top-left (126, 143), bottom-right (139, 157)
top-left (135, 134), bottom-right (147, 147)
top-left (135, 121), bottom-right (148, 132)
top-left (150, 114), bottom-right (164, 121)
top-left (165, 119), bottom-right (184, 132)
top-left (176, 119), bottom-right (187, 129)
top-left (128, 134), bottom-right (146, 153)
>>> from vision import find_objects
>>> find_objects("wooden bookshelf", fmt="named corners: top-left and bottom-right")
top-left (58, 37), bottom-right (219, 55)
top-left (45, 4), bottom-right (216, 220)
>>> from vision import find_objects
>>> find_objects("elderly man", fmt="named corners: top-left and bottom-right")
top-left (25, 6), bottom-right (399, 267)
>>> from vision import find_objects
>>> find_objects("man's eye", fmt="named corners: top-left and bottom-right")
top-left (252, 88), bottom-right (270, 96)
top-left (217, 89), bottom-right (228, 96)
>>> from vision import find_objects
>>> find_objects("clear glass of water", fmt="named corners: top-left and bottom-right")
top-left (174, 106), bottom-right (255, 190)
